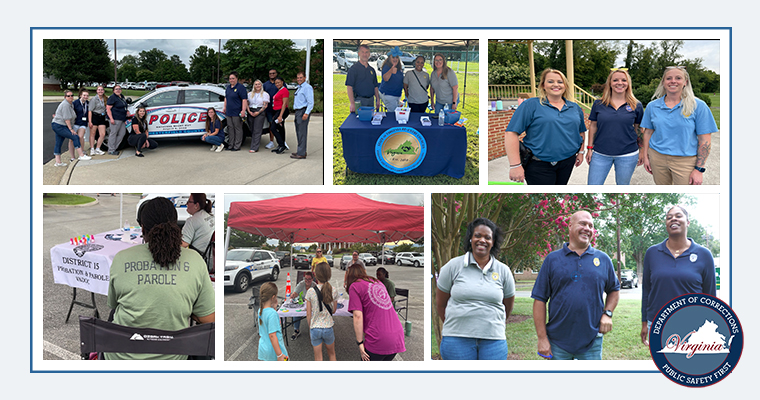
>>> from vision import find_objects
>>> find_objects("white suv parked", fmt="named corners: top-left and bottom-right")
top-left (396, 252), bottom-right (424, 267)
top-left (224, 248), bottom-right (280, 292)
top-left (359, 253), bottom-right (377, 266)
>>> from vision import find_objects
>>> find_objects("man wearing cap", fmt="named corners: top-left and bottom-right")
top-left (531, 211), bottom-right (620, 360)
top-left (346, 44), bottom-right (380, 113)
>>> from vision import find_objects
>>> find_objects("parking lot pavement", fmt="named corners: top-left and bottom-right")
top-left (224, 262), bottom-right (425, 362)
top-left (41, 194), bottom-right (141, 360)
top-left (44, 114), bottom-right (324, 185)
top-left (489, 130), bottom-right (721, 185)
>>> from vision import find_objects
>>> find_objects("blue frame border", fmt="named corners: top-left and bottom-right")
top-left (31, 26), bottom-right (731, 374)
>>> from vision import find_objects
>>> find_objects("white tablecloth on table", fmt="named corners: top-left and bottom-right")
top-left (276, 294), bottom-right (353, 318)
top-left (50, 228), bottom-right (142, 295)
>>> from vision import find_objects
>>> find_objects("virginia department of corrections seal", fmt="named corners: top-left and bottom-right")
top-left (649, 293), bottom-right (743, 387)
top-left (375, 126), bottom-right (426, 173)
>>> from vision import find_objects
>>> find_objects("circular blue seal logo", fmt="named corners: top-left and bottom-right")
top-left (649, 293), bottom-right (743, 387)
top-left (375, 127), bottom-right (426, 173)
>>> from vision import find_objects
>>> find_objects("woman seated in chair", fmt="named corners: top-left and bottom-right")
top-left (106, 196), bottom-right (215, 360)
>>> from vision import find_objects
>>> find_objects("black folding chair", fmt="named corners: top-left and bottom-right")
top-left (395, 288), bottom-right (409, 321)
top-left (79, 316), bottom-right (214, 359)
top-left (248, 285), bottom-right (261, 332)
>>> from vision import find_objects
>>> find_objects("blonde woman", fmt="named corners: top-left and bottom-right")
top-left (586, 68), bottom-right (644, 185)
top-left (641, 66), bottom-right (718, 185)
top-left (88, 85), bottom-right (108, 155)
top-left (429, 53), bottom-right (458, 114)
top-left (247, 79), bottom-right (270, 152)
top-left (504, 68), bottom-right (587, 185)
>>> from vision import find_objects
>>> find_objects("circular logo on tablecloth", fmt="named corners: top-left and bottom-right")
top-left (649, 293), bottom-right (743, 387)
top-left (375, 127), bottom-right (426, 173)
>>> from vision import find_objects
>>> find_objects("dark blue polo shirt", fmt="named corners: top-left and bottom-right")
top-left (225, 82), bottom-right (247, 116)
top-left (589, 100), bottom-right (643, 156)
top-left (641, 238), bottom-right (716, 322)
top-left (106, 94), bottom-right (128, 121)
top-left (506, 97), bottom-right (586, 162)
top-left (531, 243), bottom-right (620, 354)
top-left (263, 80), bottom-right (278, 113)
top-left (345, 62), bottom-right (379, 98)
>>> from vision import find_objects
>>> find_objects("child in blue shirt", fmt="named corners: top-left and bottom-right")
top-left (258, 282), bottom-right (288, 361)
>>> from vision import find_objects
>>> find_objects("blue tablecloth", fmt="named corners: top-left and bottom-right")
top-left (340, 112), bottom-right (466, 178)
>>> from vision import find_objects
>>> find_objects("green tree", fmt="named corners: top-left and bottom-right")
top-left (309, 39), bottom-right (324, 89)
top-left (118, 63), bottom-right (138, 82)
top-left (138, 48), bottom-right (169, 72)
top-left (43, 39), bottom-right (111, 89)
top-left (488, 61), bottom-right (530, 85)
top-left (189, 45), bottom-right (219, 84)
top-left (222, 39), bottom-right (300, 83)
top-left (119, 54), bottom-right (140, 68)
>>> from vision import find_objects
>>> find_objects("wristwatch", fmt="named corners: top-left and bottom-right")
top-left (356, 340), bottom-right (364, 346)
top-left (694, 166), bottom-right (706, 173)
top-left (603, 310), bottom-right (613, 318)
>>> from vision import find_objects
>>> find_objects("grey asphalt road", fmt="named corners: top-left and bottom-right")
top-left (489, 129), bottom-right (721, 185)
top-left (42, 194), bottom-right (142, 360)
top-left (224, 261), bottom-right (424, 362)
top-left (42, 100), bottom-right (324, 185)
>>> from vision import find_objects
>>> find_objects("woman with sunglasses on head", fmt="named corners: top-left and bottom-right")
top-left (505, 68), bottom-right (587, 185)
top-left (51, 90), bottom-right (91, 166)
top-left (586, 69), bottom-right (644, 185)
top-left (106, 197), bottom-right (215, 360)
top-left (127, 106), bottom-right (158, 157)
top-left (641, 66), bottom-right (718, 185)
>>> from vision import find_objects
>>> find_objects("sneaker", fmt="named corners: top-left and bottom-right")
top-left (210, 145), bottom-right (217, 151)
top-left (95, 148), bottom-right (106, 155)
top-left (284, 142), bottom-right (290, 150)
top-left (54, 162), bottom-right (68, 167)
top-left (78, 154), bottom-right (92, 161)
top-left (70, 157), bottom-right (75, 162)
top-left (89, 148), bottom-right (96, 155)
top-left (290, 330), bottom-right (300, 340)
top-left (215, 145), bottom-right (224, 152)
top-left (265, 142), bottom-right (275, 149)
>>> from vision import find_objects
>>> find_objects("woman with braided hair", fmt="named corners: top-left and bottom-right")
top-left (106, 196), bottom-right (215, 360)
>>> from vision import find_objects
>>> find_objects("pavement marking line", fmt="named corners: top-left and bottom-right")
top-left (44, 340), bottom-right (79, 360)
top-left (228, 332), bottom-right (258, 361)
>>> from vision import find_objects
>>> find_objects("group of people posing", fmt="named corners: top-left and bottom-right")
top-left (346, 45), bottom-right (459, 115)
top-left (211, 69), bottom-right (314, 159)
top-left (436, 206), bottom-right (715, 360)
top-left (505, 67), bottom-right (718, 185)
top-left (258, 255), bottom-right (406, 361)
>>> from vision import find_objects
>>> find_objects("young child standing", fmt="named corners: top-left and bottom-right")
top-left (257, 282), bottom-right (288, 361)
top-left (306, 262), bottom-right (338, 361)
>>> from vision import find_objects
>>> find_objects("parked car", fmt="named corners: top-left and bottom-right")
top-left (621, 270), bottom-right (639, 289)
top-left (399, 51), bottom-right (416, 65)
top-left (325, 255), bottom-right (334, 268)
top-left (224, 248), bottom-right (280, 292)
top-left (135, 193), bottom-right (215, 226)
top-left (396, 252), bottom-right (424, 267)
top-left (379, 251), bottom-right (395, 264)
top-left (292, 254), bottom-right (310, 270)
top-left (336, 50), bottom-right (358, 70)
top-left (340, 255), bottom-right (352, 270)
top-left (275, 251), bottom-right (291, 267)
top-left (359, 253), bottom-right (377, 266)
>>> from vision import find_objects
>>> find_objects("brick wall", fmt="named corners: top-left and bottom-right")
top-left (488, 109), bottom-right (592, 161)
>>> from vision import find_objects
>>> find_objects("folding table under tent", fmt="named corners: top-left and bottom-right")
top-left (226, 193), bottom-right (423, 258)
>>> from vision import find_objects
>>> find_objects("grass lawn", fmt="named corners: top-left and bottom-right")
top-left (42, 193), bottom-right (96, 206)
top-left (707, 92), bottom-right (720, 129)
top-left (432, 297), bottom-right (651, 360)
top-left (333, 69), bottom-right (479, 185)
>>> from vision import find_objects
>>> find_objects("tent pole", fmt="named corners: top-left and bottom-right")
top-left (224, 226), bottom-right (231, 261)
top-left (463, 40), bottom-right (469, 109)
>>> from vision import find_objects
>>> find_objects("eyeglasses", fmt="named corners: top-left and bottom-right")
top-left (65, 94), bottom-right (73, 97)
top-left (610, 68), bottom-right (628, 72)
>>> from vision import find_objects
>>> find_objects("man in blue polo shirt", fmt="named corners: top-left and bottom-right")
top-left (345, 44), bottom-right (380, 113)
top-left (223, 71), bottom-right (248, 151)
top-left (532, 211), bottom-right (620, 360)
top-left (291, 71), bottom-right (314, 159)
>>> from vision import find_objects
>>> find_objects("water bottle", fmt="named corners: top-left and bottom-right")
top-left (438, 107), bottom-right (444, 126)
top-left (123, 220), bottom-right (130, 231)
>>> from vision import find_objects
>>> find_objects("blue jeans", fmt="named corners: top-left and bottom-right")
top-left (204, 135), bottom-right (224, 146)
top-left (550, 335), bottom-right (603, 360)
top-left (52, 122), bottom-right (81, 155)
top-left (293, 317), bottom-right (304, 332)
top-left (309, 327), bottom-right (335, 346)
top-left (439, 336), bottom-right (508, 360)
top-left (587, 151), bottom-right (639, 185)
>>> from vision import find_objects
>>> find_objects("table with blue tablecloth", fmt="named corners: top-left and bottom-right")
top-left (339, 112), bottom-right (467, 178)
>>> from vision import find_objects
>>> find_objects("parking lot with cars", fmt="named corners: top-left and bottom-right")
top-left (223, 261), bottom-right (424, 361)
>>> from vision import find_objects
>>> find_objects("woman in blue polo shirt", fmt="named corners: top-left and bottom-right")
top-left (586, 69), bottom-right (644, 185)
top-left (505, 69), bottom-right (587, 185)
top-left (640, 205), bottom-right (716, 345)
top-left (379, 47), bottom-right (405, 111)
top-left (641, 67), bottom-right (718, 185)
top-left (436, 218), bottom-right (515, 360)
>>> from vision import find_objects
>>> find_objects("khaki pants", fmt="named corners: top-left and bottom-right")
top-left (648, 147), bottom-right (696, 185)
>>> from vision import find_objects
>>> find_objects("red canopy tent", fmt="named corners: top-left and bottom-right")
top-left (227, 193), bottom-right (424, 245)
